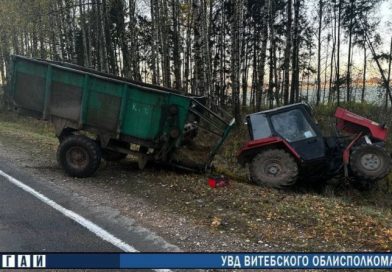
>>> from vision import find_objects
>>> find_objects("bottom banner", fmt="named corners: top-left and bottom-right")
top-left (1, 253), bottom-right (392, 269)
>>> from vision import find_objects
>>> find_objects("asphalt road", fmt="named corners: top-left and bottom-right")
top-left (0, 174), bottom-right (121, 252)
top-left (0, 157), bottom-right (179, 255)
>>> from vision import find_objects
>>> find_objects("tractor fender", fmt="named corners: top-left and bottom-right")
top-left (238, 136), bottom-right (301, 166)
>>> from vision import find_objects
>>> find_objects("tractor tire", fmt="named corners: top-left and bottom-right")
top-left (350, 144), bottom-right (392, 181)
top-left (250, 149), bottom-right (298, 188)
top-left (57, 135), bottom-right (101, 178)
top-left (102, 141), bottom-right (130, 162)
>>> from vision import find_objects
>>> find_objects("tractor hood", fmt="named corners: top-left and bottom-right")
top-left (335, 107), bottom-right (388, 141)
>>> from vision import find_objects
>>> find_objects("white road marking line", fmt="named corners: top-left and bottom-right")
top-left (0, 170), bottom-right (171, 272)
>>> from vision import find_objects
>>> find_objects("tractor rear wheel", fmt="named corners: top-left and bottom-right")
top-left (350, 144), bottom-right (392, 181)
top-left (57, 135), bottom-right (101, 178)
top-left (250, 149), bottom-right (298, 188)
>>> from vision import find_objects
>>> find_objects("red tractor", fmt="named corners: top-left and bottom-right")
top-left (238, 103), bottom-right (392, 188)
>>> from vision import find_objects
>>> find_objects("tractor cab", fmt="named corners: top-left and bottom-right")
top-left (246, 103), bottom-right (326, 162)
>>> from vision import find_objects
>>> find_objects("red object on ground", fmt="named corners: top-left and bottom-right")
top-left (208, 178), bottom-right (216, 188)
top-left (208, 176), bottom-right (229, 188)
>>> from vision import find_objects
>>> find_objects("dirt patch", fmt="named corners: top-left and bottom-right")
top-left (0, 110), bottom-right (391, 251)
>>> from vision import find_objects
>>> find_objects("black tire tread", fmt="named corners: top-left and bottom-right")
top-left (250, 149), bottom-right (298, 189)
top-left (350, 144), bottom-right (392, 181)
top-left (57, 135), bottom-right (101, 178)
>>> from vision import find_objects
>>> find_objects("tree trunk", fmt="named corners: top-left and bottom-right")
top-left (346, 7), bottom-right (353, 102)
top-left (273, 41), bottom-right (279, 106)
top-left (57, 0), bottom-right (67, 60)
top-left (79, 0), bottom-right (90, 67)
top-left (129, 0), bottom-right (141, 80)
top-left (267, 0), bottom-right (275, 108)
top-left (219, 0), bottom-right (226, 106)
top-left (328, 10), bottom-right (336, 103)
top-left (0, 45), bottom-right (5, 85)
top-left (336, 0), bottom-right (341, 105)
top-left (361, 46), bottom-right (367, 103)
top-left (291, 0), bottom-right (301, 104)
top-left (251, 29), bottom-right (258, 109)
top-left (268, 40), bottom-right (275, 109)
top-left (183, 0), bottom-right (193, 93)
top-left (316, 0), bottom-right (323, 105)
top-left (102, 0), bottom-right (115, 74)
top-left (150, 0), bottom-right (159, 85)
top-left (386, 37), bottom-right (392, 108)
top-left (256, 0), bottom-right (268, 111)
top-left (172, 0), bottom-right (182, 90)
top-left (160, 0), bottom-right (171, 88)
top-left (193, 0), bottom-right (204, 95)
top-left (231, 0), bottom-right (242, 122)
top-left (241, 15), bottom-right (250, 108)
top-left (322, 35), bottom-right (330, 104)
top-left (388, 37), bottom-right (392, 92)
top-left (202, 0), bottom-right (212, 96)
top-left (283, 0), bottom-right (292, 105)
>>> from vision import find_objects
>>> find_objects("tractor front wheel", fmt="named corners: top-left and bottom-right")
top-left (250, 149), bottom-right (298, 188)
top-left (350, 144), bottom-right (392, 181)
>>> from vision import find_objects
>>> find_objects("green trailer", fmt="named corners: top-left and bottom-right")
top-left (6, 55), bottom-right (235, 177)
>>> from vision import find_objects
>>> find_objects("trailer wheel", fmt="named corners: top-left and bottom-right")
top-left (57, 135), bottom-right (101, 178)
top-left (350, 144), bottom-right (392, 181)
top-left (250, 149), bottom-right (298, 188)
top-left (57, 128), bottom-right (77, 143)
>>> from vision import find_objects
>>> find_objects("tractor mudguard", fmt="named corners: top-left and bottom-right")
top-left (335, 107), bottom-right (388, 141)
top-left (238, 136), bottom-right (301, 166)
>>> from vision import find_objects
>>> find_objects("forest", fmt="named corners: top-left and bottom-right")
top-left (0, 0), bottom-right (391, 122)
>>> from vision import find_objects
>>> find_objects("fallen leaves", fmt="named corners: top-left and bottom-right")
top-left (211, 216), bottom-right (222, 228)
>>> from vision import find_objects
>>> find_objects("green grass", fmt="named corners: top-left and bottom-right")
top-left (0, 108), bottom-right (57, 151)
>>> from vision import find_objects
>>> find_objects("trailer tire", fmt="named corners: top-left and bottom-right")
top-left (57, 135), bottom-right (101, 178)
top-left (57, 128), bottom-right (77, 143)
top-left (250, 149), bottom-right (298, 189)
top-left (350, 144), bottom-right (392, 181)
